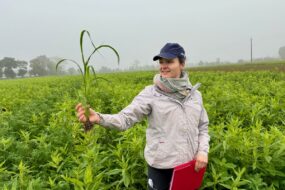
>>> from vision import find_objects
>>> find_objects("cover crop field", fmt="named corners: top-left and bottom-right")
top-left (0, 68), bottom-right (285, 189)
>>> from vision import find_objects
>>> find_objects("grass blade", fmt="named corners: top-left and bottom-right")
top-left (86, 45), bottom-right (120, 65)
top-left (56, 59), bottom-right (84, 78)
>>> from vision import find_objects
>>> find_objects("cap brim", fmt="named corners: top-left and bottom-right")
top-left (153, 53), bottom-right (177, 61)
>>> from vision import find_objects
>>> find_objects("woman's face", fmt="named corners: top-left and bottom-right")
top-left (159, 58), bottom-right (184, 78)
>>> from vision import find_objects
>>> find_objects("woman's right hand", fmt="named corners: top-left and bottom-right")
top-left (75, 103), bottom-right (101, 124)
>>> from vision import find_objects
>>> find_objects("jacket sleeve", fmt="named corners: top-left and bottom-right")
top-left (197, 105), bottom-right (210, 156)
top-left (96, 87), bottom-right (152, 131)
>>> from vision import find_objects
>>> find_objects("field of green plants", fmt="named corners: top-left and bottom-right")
top-left (0, 69), bottom-right (285, 189)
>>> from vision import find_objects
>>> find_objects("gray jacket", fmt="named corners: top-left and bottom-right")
top-left (97, 84), bottom-right (210, 169)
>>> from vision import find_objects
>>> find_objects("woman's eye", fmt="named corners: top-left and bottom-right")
top-left (159, 60), bottom-right (172, 64)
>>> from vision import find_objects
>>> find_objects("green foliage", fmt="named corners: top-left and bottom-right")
top-left (0, 70), bottom-right (284, 189)
top-left (56, 30), bottom-right (119, 132)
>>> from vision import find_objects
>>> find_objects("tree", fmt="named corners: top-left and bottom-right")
top-left (50, 57), bottom-right (66, 75)
top-left (198, 61), bottom-right (204, 66)
top-left (17, 61), bottom-right (28, 77)
top-left (1, 57), bottom-right (17, 78)
top-left (99, 66), bottom-right (113, 73)
top-left (279, 46), bottom-right (285, 59)
top-left (4, 67), bottom-right (16, 78)
top-left (67, 67), bottom-right (78, 75)
top-left (30, 55), bottom-right (53, 76)
top-left (0, 60), bottom-right (3, 78)
top-left (47, 62), bottom-right (57, 75)
top-left (30, 55), bottom-right (65, 76)
top-left (0, 57), bottom-right (29, 78)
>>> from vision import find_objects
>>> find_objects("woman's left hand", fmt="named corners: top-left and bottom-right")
top-left (194, 152), bottom-right (208, 172)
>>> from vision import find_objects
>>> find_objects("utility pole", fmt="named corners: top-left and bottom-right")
top-left (250, 37), bottom-right (253, 63)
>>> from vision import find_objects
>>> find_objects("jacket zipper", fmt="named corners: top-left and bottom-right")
top-left (166, 96), bottom-right (197, 160)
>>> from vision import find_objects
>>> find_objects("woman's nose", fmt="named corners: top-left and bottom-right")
top-left (160, 63), bottom-right (168, 69)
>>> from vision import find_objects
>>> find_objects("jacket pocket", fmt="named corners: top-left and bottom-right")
top-left (153, 138), bottom-right (178, 165)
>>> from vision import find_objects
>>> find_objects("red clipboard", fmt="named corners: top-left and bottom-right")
top-left (169, 159), bottom-right (206, 190)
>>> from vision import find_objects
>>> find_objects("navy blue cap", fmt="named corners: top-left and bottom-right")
top-left (153, 43), bottom-right (186, 61)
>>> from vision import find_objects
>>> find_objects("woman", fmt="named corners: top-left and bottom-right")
top-left (76, 43), bottom-right (210, 190)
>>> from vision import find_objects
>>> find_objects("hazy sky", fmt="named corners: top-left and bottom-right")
top-left (0, 0), bottom-right (284, 69)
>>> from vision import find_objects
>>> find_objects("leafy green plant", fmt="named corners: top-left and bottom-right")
top-left (56, 30), bottom-right (120, 132)
top-left (0, 69), bottom-right (285, 189)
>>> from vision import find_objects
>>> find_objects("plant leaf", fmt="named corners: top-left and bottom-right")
top-left (89, 65), bottom-right (97, 77)
top-left (56, 59), bottom-right (84, 78)
top-left (80, 30), bottom-right (87, 65)
top-left (96, 76), bottom-right (111, 83)
top-left (86, 45), bottom-right (120, 65)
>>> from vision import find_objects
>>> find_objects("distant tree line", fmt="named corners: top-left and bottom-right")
top-left (1, 46), bottom-right (285, 78)
top-left (98, 59), bottom-right (156, 73)
top-left (0, 55), bottom-right (79, 79)
top-left (279, 46), bottom-right (285, 59)
top-left (0, 57), bottom-right (27, 78)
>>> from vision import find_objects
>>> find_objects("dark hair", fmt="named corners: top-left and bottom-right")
top-left (179, 57), bottom-right (186, 64)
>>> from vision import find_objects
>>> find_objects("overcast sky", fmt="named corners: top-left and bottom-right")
top-left (0, 0), bottom-right (284, 69)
